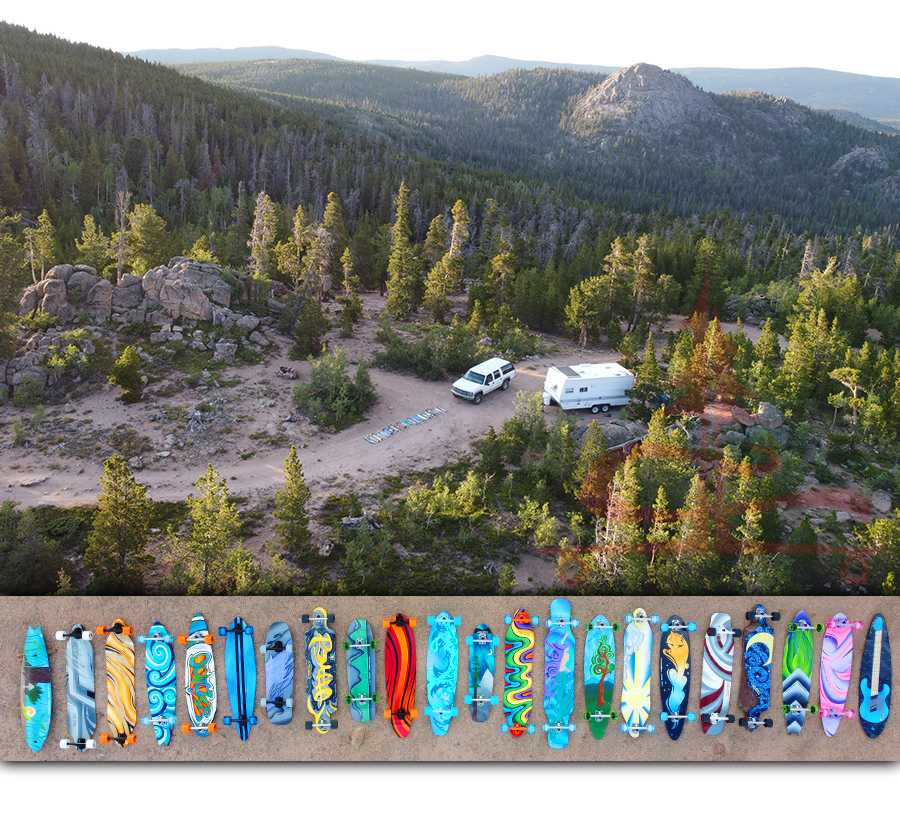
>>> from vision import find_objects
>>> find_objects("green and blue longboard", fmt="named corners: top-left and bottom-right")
top-left (782, 611), bottom-right (820, 734)
top-left (344, 618), bottom-right (377, 722)
top-left (425, 612), bottom-right (461, 735)
top-left (260, 622), bottom-right (294, 725)
top-left (502, 608), bottom-right (539, 736)
top-left (219, 617), bottom-right (257, 741)
top-left (465, 624), bottom-right (498, 722)
top-left (22, 626), bottom-right (52, 752)
top-left (57, 625), bottom-right (96, 751)
top-left (584, 614), bottom-right (617, 739)
top-left (543, 598), bottom-right (577, 748)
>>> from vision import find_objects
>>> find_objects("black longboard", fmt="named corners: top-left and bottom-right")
top-left (659, 615), bottom-right (696, 739)
top-left (859, 614), bottom-right (891, 739)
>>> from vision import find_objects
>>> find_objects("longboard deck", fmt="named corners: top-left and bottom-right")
top-left (543, 598), bottom-right (576, 748)
top-left (100, 620), bottom-right (136, 746)
top-left (384, 613), bottom-right (417, 738)
top-left (305, 608), bottom-right (337, 734)
top-left (820, 612), bottom-right (855, 737)
top-left (701, 613), bottom-right (735, 736)
top-left (262, 622), bottom-right (294, 725)
top-left (584, 614), bottom-right (616, 740)
top-left (467, 624), bottom-right (497, 723)
top-left (141, 622), bottom-right (176, 745)
top-left (659, 615), bottom-right (692, 740)
top-left (22, 626), bottom-right (51, 752)
top-left (859, 614), bottom-right (891, 739)
top-left (426, 612), bottom-right (460, 736)
top-left (503, 608), bottom-right (537, 737)
top-left (621, 608), bottom-right (654, 737)
top-left (739, 605), bottom-right (774, 731)
top-left (783, 611), bottom-right (816, 735)
top-left (183, 614), bottom-right (217, 736)
top-left (345, 618), bottom-right (376, 723)
top-left (61, 625), bottom-right (96, 751)
top-left (221, 617), bottom-right (256, 741)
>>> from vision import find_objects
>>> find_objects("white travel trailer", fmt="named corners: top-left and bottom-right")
top-left (541, 362), bottom-right (635, 414)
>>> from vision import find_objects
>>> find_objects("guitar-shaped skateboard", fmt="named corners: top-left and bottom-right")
top-left (502, 608), bottom-right (539, 737)
top-left (179, 614), bottom-right (217, 736)
top-left (621, 608), bottom-right (658, 737)
top-left (426, 612), bottom-right (461, 735)
top-left (344, 618), bottom-right (377, 722)
top-left (97, 620), bottom-right (137, 746)
top-left (218, 617), bottom-right (257, 741)
top-left (260, 622), bottom-right (294, 725)
top-left (384, 613), bottom-right (417, 737)
top-left (304, 608), bottom-right (337, 733)
top-left (859, 614), bottom-right (891, 739)
top-left (782, 611), bottom-right (821, 734)
top-left (56, 625), bottom-right (96, 751)
top-left (738, 604), bottom-right (778, 731)
top-left (465, 624), bottom-right (499, 722)
top-left (22, 626), bottom-right (52, 752)
top-left (659, 615), bottom-right (696, 739)
top-left (820, 613), bottom-right (861, 736)
top-left (700, 613), bottom-right (739, 735)
top-left (543, 598), bottom-right (578, 747)
top-left (584, 614), bottom-right (617, 739)
top-left (138, 622), bottom-right (177, 745)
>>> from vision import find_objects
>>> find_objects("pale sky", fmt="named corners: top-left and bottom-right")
top-left (3, 0), bottom-right (900, 78)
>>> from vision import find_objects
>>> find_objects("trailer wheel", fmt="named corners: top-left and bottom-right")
top-left (590, 405), bottom-right (600, 414)
top-left (600, 404), bottom-right (611, 414)
top-left (473, 393), bottom-right (483, 405)
top-left (501, 379), bottom-right (509, 390)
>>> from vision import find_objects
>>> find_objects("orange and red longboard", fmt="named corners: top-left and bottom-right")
top-left (383, 613), bottom-right (417, 737)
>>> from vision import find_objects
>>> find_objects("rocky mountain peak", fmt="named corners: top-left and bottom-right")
top-left (569, 63), bottom-right (718, 139)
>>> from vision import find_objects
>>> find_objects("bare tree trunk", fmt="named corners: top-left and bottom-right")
top-left (114, 189), bottom-right (131, 283)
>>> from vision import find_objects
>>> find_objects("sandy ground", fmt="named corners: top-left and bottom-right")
top-left (2, 595), bottom-right (897, 762)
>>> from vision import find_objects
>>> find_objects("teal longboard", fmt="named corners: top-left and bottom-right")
top-left (465, 624), bottom-right (499, 722)
top-left (543, 598), bottom-right (578, 748)
top-left (584, 614), bottom-right (618, 739)
top-left (426, 611), bottom-right (461, 735)
top-left (57, 625), bottom-right (97, 751)
top-left (260, 622), bottom-right (294, 725)
top-left (219, 617), bottom-right (257, 741)
top-left (138, 622), bottom-right (177, 745)
top-left (621, 608), bottom-right (658, 737)
top-left (344, 618), bottom-right (377, 723)
top-left (22, 626), bottom-right (52, 752)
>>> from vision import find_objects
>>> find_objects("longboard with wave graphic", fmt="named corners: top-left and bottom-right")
top-left (261, 622), bottom-right (294, 725)
top-left (426, 611), bottom-right (461, 736)
top-left (138, 622), bottom-right (177, 745)
top-left (738, 604), bottom-right (777, 731)
top-left (543, 598), bottom-right (577, 748)
top-left (344, 618), bottom-right (377, 723)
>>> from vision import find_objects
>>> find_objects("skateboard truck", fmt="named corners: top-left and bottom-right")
top-left (819, 707), bottom-right (855, 720)
top-left (826, 619), bottom-right (863, 630)
top-left (546, 615), bottom-right (580, 629)
top-left (306, 719), bottom-right (339, 731)
top-left (543, 721), bottom-right (576, 733)
top-left (787, 621), bottom-right (824, 633)
top-left (501, 722), bottom-right (536, 736)
top-left (624, 612), bottom-right (659, 625)
top-left (467, 633), bottom-right (500, 646)
top-left (181, 722), bottom-right (218, 734)
top-left (260, 695), bottom-right (293, 708)
top-left (259, 639), bottom-right (293, 655)
top-left (60, 737), bottom-right (97, 750)
top-left (584, 710), bottom-right (619, 722)
top-left (701, 712), bottom-right (735, 725)
top-left (782, 702), bottom-right (819, 715)
top-left (660, 711), bottom-right (697, 723)
top-left (620, 722), bottom-right (655, 735)
top-left (343, 637), bottom-right (376, 650)
top-left (505, 612), bottom-right (540, 626)
top-left (745, 606), bottom-right (780, 624)
top-left (100, 733), bottom-right (137, 745)
top-left (55, 627), bottom-right (93, 642)
top-left (465, 694), bottom-right (499, 705)
top-left (738, 716), bottom-right (774, 729)
top-left (223, 714), bottom-right (259, 727)
top-left (97, 622), bottom-right (133, 636)
top-left (346, 693), bottom-right (378, 705)
top-left (586, 620), bottom-right (619, 632)
top-left (141, 714), bottom-right (178, 727)
top-left (304, 610), bottom-right (336, 624)
top-left (179, 631), bottom-right (214, 645)
top-left (137, 631), bottom-right (174, 645)
top-left (425, 705), bottom-right (459, 717)
top-left (661, 621), bottom-right (696, 633)
top-left (707, 623), bottom-right (743, 638)
top-left (219, 621), bottom-right (253, 636)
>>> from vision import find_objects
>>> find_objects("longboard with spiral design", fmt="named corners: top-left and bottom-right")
top-left (820, 612), bottom-right (861, 736)
top-left (502, 608), bottom-right (539, 737)
top-left (738, 604), bottom-right (777, 731)
top-left (138, 622), bottom-right (177, 745)
top-left (97, 620), bottom-right (137, 746)
top-left (384, 613), bottom-right (417, 737)
top-left (304, 607), bottom-right (337, 734)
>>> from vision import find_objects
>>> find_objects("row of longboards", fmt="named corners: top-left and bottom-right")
top-left (20, 602), bottom-right (892, 754)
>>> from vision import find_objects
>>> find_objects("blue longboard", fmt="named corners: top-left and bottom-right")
top-left (219, 617), bottom-right (257, 741)
top-left (465, 624), bottom-right (499, 722)
top-left (543, 598), bottom-right (578, 748)
top-left (344, 618), bottom-right (377, 723)
top-left (260, 622), bottom-right (294, 725)
top-left (22, 626), bottom-right (52, 752)
top-left (659, 615), bottom-right (697, 739)
top-left (57, 625), bottom-right (97, 751)
top-left (138, 622), bottom-right (177, 745)
top-left (425, 611), bottom-right (461, 735)
top-left (859, 614), bottom-right (891, 738)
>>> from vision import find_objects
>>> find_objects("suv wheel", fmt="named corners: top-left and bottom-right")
top-left (501, 379), bottom-right (509, 391)
top-left (473, 393), bottom-right (483, 405)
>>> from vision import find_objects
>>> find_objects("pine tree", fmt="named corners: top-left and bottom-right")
top-left (424, 199), bottom-right (469, 322)
top-left (627, 333), bottom-right (666, 421)
top-left (322, 191), bottom-right (348, 283)
top-left (23, 209), bottom-right (55, 283)
top-left (83, 455), bottom-right (153, 593)
top-left (385, 182), bottom-right (418, 319)
top-left (128, 203), bottom-right (169, 274)
top-left (169, 464), bottom-right (242, 594)
top-left (108, 346), bottom-right (143, 403)
top-left (575, 420), bottom-right (608, 483)
top-left (274, 446), bottom-right (313, 557)
top-left (247, 190), bottom-right (277, 279)
top-left (75, 214), bottom-right (114, 273)
top-left (337, 248), bottom-right (363, 337)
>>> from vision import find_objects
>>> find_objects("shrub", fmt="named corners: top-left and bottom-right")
top-left (293, 349), bottom-right (377, 430)
top-left (108, 346), bottom-right (143, 403)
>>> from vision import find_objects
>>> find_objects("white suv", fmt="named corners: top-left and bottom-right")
top-left (451, 358), bottom-right (516, 405)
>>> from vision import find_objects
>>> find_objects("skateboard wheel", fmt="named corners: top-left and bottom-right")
top-left (83, 630), bottom-right (93, 641)
top-left (260, 697), bottom-right (267, 707)
top-left (572, 619), bottom-right (580, 628)
top-left (85, 739), bottom-right (97, 749)
top-left (123, 626), bottom-right (133, 635)
top-left (259, 643), bottom-right (267, 654)
top-left (204, 634), bottom-right (214, 644)
top-left (815, 624), bottom-right (825, 633)
top-left (701, 714), bottom-right (711, 722)
top-left (382, 619), bottom-right (390, 628)
top-left (167, 716), bottom-right (177, 725)
top-left (568, 723), bottom-right (576, 732)
top-left (583, 712), bottom-right (590, 721)
top-left (527, 724), bottom-right (535, 733)
top-left (727, 715), bottom-right (735, 723)
top-left (661, 623), bottom-right (669, 632)
top-left (55, 630), bottom-right (66, 641)
top-left (223, 716), bottom-right (232, 725)
top-left (687, 713), bottom-right (696, 722)
top-left (464, 695), bottom-right (472, 704)
top-left (687, 622), bottom-right (696, 632)
top-left (305, 721), bottom-right (313, 730)
top-left (707, 628), bottom-right (716, 636)
top-left (542, 723), bottom-right (549, 732)
top-left (738, 717), bottom-right (748, 727)
top-left (182, 724), bottom-right (191, 733)
top-left (428, 615), bottom-right (435, 625)
top-left (734, 629), bottom-right (743, 638)
top-left (465, 636), bottom-right (472, 645)
top-left (138, 635), bottom-right (147, 644)
top-left (846, 710), bottom-right (855, 719)
top-left (208, 723), bottom-right (217, 732)
top-left (125, 734), bottom-right (136, 744)
top-left (624, 614), bottom-right (633, 624)
top-left (384, 709), bottom-right (391, 719)
top-left (218, 627), bottom-right (227, 636)
top-left (246, 626), bottom-right (253, 635)
top-left (410, 709), bottom-right (418, 719)
top-left (60, 739), bottom-right (70, 749)
top-left (302, 615), bottom-right (310, 623)
top-left (491, 695), bottom-right (498, 705)
top-left (781, 704), bottom-right (790, 713)
top-left (100, 734), bottom-right (111, 743)
top-left (532, 617), bottom-right (539, 625)
top-left (97, 626), bottom-right (108, 635)
top-left (764, 719), bottom-right (774, 728)
top-left (660, 712), bottom-right (669, 721)
top-left (788, 623), bottom-right (797, 632)
top-left (502, 724), bottom-right (509, 733)
top-left (409, 618), bottom-right (417, 628)
top-left (504, 615), bottom-right (512, 624)
top-left (178, 635), bottom-right (188, 645)
top-left (650, 615), bottom-right (660, 624)
top-left (454, 616), bottom-right (462, 625)
top-left (620, 723), bottom-right (628, 733)
top-left (250, 716), bottom-right (258, 725)
top-left (647, 724), bottom-right (655, 733)
top-left (745, 612), bottom-right (753, 621)
top-left (770, 613), bottom-right (780, 622)
top-left (424, 706), bottom-right (433, 717)
top-left (345, 695), bottom-right (352, 704)
top-left (141, 716), bottom-right (151, 725)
